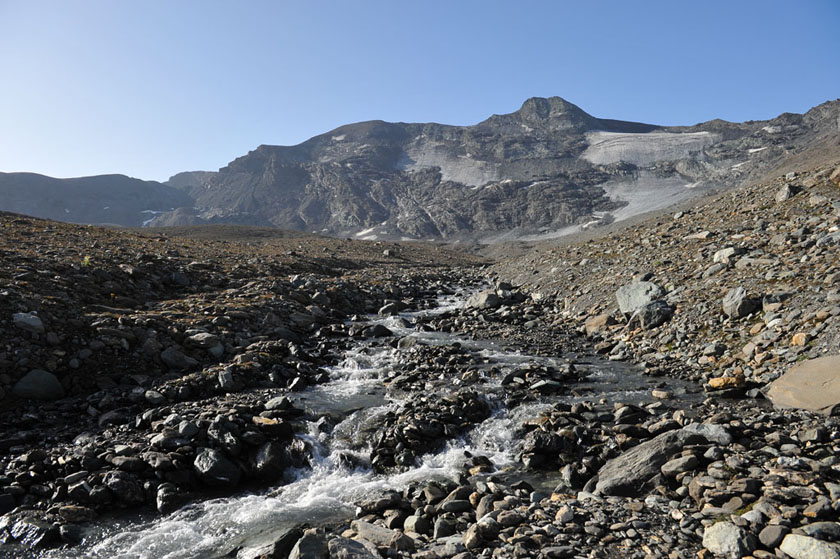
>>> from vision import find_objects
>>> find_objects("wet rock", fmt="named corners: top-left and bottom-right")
top-left (615, 281), bottom-right (665, 315)
top-left (703, 521), bottom-right (756, 558)
top-left (780, 534), bottom-right (840, 559)
top-left (289, 531), bottom-right (328, 559)
top-left (363, 324), bottom-right (393, 338)
top-left (11, 369), bottom-right (65, 400)
top-left (238, 528), bottom-right (303, 559)
top-left (253, 441), bottom-right (290, 480)
top-left (103, 471), bottom-right (145, 504)
top-left (378, 302), bottom-right (407, 316)
top-left (156, 483), bottom-right (185, 514)
top-left (193, 448), bottom-right (241, 487)
top-left (7, 518), bottom-right (58, 549)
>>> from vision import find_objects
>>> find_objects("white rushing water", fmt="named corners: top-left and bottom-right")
top-left (45, 291), bottom-right (682, 558)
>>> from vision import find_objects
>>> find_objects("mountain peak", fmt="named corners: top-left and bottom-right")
top-left (518, 96), bottom-right (589, 118)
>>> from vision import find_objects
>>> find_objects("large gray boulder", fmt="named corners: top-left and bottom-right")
top-left (764, 356), bottom-right (840, 415)
top-left (722, 287), bottom-right (758, 319)
top-left (615, 281), bottom-right (665, 315)
top-left (12, 369), bottom-right (65, 400)
top-left (702, 521), bottom-right (757, 558)
top-left (193, 448), bottom-right (241, 487)
top-left (594, 429), bottom-right (694, 496)
top-left (780, 534), bottom-right (840, 559)
top-left (466, 291), bottom-right (502, 309)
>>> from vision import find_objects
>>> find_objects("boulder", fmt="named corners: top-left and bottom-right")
top-left (160, 346), bottom-right (198, 370)
top-left (682, 423), bottom-right (733, 445)
top-left (594, 429), bottom-right (694, 496)
top-left (237, 528), bottom-right (302, 559)
top-left (615, 281), bottom-right (665, 315)
top-left (351, 520), bottom-right (414, 552)
top-left (764, 356), bottom-right (840, 415)
top-left (780, 534), bottom-right (840, 559)
top-left (702, 521), bottom-right (757, 558)
top-left (328, 536), bottom-right (379, 559)
top-left (193, 448), bottom-right (241, 487)
top-left (584, 313), bottom-right (616, 335)
top-left (12, 312), bottom-right (45, 334)
top-left (289, 531), bottom-right (328, 559)
top-left (466, 291), bottom-right (502, 310)
top-left (722, 287), bottom-right (757, 319)
top-left (633, 300), bottom-right (674, 329)
top-left (11, 369), bottom-right (65, 400)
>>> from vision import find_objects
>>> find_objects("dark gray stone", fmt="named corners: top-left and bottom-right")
top-left (193, 448), bottom-right (241, 487)
top-left (12, 369), bottom-right (65, 400)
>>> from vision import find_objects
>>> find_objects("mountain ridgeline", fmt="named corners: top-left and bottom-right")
top-left (4, 97), bottom-right (839, 240)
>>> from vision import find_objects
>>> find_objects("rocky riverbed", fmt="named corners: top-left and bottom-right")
top-left (1, 161), bottom-right (840, 559)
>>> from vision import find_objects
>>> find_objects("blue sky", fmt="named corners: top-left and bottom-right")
top-left (1, 0), bottom-right (838, 182)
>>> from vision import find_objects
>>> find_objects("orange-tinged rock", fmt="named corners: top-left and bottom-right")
top-left (708, 375), bottom-right (745, 389)
top-left (791, 333), bottom-right (809, 346)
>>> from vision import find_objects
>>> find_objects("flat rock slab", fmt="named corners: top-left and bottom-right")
top-left (764, 356), bottom-right (840, 415)
top-left (594, 429), bottom-right (695, 496)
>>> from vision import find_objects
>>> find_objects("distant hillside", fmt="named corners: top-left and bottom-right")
top-left (0, 172), bottom-right (192, 227)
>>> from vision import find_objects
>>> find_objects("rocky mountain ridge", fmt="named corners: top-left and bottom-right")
top-left (158, 97), bottom-right (840, 241)
top-left (2, 97), bottom-right (837, 242)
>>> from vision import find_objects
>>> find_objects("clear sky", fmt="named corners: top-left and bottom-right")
top-left (1, 0), bottom-right (838, 182)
